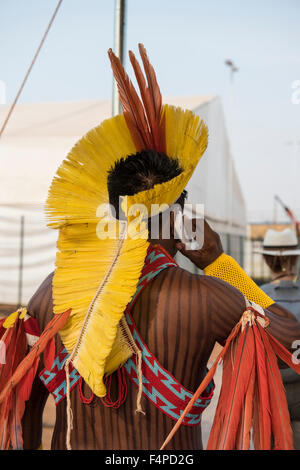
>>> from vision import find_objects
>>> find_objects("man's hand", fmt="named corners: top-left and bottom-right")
top-left (176, 219), bottom-right (223, 270)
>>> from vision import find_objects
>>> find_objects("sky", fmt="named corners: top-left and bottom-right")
top-left (1, 0), bottom-right (300, 221)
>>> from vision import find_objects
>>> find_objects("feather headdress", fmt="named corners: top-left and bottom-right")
top-left (45, 44), bottom-right (208, 397)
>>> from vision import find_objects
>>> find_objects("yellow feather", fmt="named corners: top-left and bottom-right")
top-left (3, 310), bottom-right (19, 329)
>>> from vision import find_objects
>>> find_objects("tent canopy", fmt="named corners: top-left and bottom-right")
top-left (0, 96), bottom-right (246, 304)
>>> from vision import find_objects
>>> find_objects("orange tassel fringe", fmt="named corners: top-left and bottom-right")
top-left (161, 307), bottom-right (300, 450)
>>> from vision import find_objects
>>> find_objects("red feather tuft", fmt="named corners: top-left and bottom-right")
top-left (161, 307), bottom-right (300, 451)
top-left (0, 309), bottom-right (71, 405)
top-left (0, 310), bottom-right (70, 449)
top-left (0, 318), bottom-right (27, 449)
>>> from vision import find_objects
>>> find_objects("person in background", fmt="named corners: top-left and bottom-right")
top-left (258, 228), bottom-right (300, 449)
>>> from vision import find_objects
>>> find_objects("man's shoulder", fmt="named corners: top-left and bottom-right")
top-left (27, 272), bottom-right (54, 327)
top-left (162, 265), bottom-right (232, 291)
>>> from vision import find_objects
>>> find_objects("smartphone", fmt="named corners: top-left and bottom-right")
top-left (174, 209), bottom-right (200, 250)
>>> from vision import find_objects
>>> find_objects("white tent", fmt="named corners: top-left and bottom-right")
top-left (0, 96), bottom-right (246, 305)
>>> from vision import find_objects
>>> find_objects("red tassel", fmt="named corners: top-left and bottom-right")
top-left (236, 360), bottom-right (255, 449)
top-left (0, 309), bottom-right (71, 405)
top-left (161, 308), bottom-right (300, 451)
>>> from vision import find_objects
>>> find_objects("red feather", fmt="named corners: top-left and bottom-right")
top-left (138, 44), bottom-right (162, 120)
top-left (0, 321), bottom-right (27, 390)
top-left (9, 389), bottom-right (25, 450)
top-left (108, 48), bottom-right (151, 151)
top-left (0, 310), bottom-right (70, 449)
top-left (267, 332), bottom-right (300, 374)
top-left (217, 325), bottom-right (255, 450)
top-left (0, 398), bottom-right (10, 449)
top-left (0, 319), bottom-right (27, 449)
top-left (43, 336), bottom-right (56, 370)
top-left (206, 347), bottom-right (234, 449)
top-left (129, 45), bottom-right (165, 153)
top-left (252, 323), bottom-right (272, 449)
top-left (18, 356), bottom-right (40, 402)
top-left (256, 322), bottom-right (293, 450)
top-left (236, 359), bottom-right (255, 450)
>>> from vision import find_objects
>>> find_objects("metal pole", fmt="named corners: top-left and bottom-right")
top-left (112, 0), bottom-right (127, 116)
top-left (224, 60), bottom-right (238, 242)
top-left (18, 215), bottom-right (24, 307)
top-left (273, 195), bottom-right (277, 225)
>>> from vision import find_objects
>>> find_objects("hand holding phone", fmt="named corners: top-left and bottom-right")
top-left (175, 216), bottom-right (224, 270)
top-left (174, 210), bottom-right (202, 250)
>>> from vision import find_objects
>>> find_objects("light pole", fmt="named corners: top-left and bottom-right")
top-left (224, 59), bottom-right (239, 139)
top-left (284, 140), bottom-right (300, 214)
top-left (225, 60), bottom-right (239, 85)
top-left (224, 59), bottom-right (239, 240)
top-left (112, 0), bottom-right (127, 116)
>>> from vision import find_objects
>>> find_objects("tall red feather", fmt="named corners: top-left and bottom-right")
top-left (217, 325), bottom-right (255, 450)
top-left (256, 322), bottom-right (293, 450)
top-left (129, 45), bottom-right (165, 153)
top-left (236, 360), bottom-right (255, 450)
top-left (206, 347), bottom-right (234, 449)
top-left (267, 332), bottom-right (300, 374)
top-left (138, 44), bottom-right (162, 119)
top-left (9, 389), bottom-right (25, 450)
top-left (252, 323), bottom-right (272, 449)
top-left (108, 48), bottom-right (151, 151)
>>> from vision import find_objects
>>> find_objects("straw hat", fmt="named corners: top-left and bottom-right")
top-left (255, 228), bottom-right (300, 256)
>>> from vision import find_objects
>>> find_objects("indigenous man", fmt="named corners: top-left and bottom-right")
top-left (2, 45), bottom-right (300, 451)
top-left (258, 228), bottom-right (300, 449)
